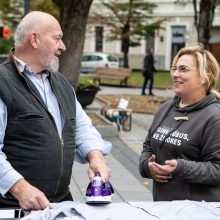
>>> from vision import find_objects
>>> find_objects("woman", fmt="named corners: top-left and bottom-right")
top-left (139, 45), bottom-right (220, 202)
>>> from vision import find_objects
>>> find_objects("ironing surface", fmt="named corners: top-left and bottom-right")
top-left (21, 200), bottom-right (220, 220)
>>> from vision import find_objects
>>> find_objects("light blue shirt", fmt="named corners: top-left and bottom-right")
top-left (0, 57), bottom-right (112, 196)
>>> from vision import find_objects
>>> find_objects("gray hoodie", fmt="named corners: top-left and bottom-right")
top-left (139, 93), bottom-right (220, 202)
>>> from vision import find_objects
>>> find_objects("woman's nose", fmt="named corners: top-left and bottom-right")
top-left (172, 69), bottom-right (180, 77)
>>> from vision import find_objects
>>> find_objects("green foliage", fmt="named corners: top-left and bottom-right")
top-left (79, 71), bottom-right (220, 91)
top-left (52, 0), bottom-right (61, 7)
top-left (93, 0), bottom-right (162, 45)
top-left (31, 0), bottom-right (60, 20)
top-left (0, 0), bottom-right (23, 30)
top-left (129, 71), bottom-right (173, 89)
top-left (0, 0), bottom-right (59, 31)
top-left (79, 71), bottom-right (173, 89)
top-left (0, 38), bottom-right (14, 54)
top-left (91, 0), bottom-right (164, 67)
top-left (77, 78), bottom-right (100, 90)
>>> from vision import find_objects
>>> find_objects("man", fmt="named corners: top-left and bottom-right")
top-left (141, 48), bottom-right (156, 96)
top-left (0, 11), bottom-right (111, 210)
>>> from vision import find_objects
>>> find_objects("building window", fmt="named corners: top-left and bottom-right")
top-left (171, 26), bottom-right (186, 63)
top-left (95, 26), bottom-right (103, 52)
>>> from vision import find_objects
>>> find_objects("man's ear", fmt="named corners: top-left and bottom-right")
top-left (29, 31), bottom-right (40, 49)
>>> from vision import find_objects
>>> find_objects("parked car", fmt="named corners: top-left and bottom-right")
top-left (81, 53), bottom-right (119, 73)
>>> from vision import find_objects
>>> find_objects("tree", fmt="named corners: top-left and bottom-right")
top-left (0, 0), bottom-right (23, 29)
top-left (90, 0), bottom-right (161, 68)
top-left (31, 0), bottom-right (59, 20)
top-left (193, 0), bottom-right (220, 48)
top-left (33, 0), bottom-right (89, 88)
top-left (0, 0), bottom-right (92, 87)
top-left (0, 0), bottom-right (24, 54)
top-left (53, 0), bottom-right (93, 88)
top-left (0, 0), bottom-right (59, 29)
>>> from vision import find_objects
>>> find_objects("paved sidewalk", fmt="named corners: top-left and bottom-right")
top-left (70, 86), bottom-right (175, 203)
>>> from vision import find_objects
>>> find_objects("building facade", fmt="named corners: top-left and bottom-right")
top-left (83, 0), bottom-right (220, 70)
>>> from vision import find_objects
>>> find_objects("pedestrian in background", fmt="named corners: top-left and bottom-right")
top-left (139, 44), bottom-right (220, 202)
top-left (141, 48), bottom-right (156, 96)
top-left (0, 11), bottom-right (111, 210)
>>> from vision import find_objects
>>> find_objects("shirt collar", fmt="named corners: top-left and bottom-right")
top-left (13, 55), bottom-right (49, 77)
top-left (14, 55), bottom-right (26, 73)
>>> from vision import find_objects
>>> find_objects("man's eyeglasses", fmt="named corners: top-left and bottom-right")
top-left (170, 65), bottom-right (198, 74)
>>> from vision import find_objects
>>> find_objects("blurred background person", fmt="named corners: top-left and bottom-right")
top-left (141, 48), bottom-right (156, 96)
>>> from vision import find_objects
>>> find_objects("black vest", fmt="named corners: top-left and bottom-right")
top-left (0, 53), bottom-right (76, 206)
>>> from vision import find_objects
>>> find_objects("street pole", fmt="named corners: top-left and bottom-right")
top-left (24, 0), bottom-right (30, 16)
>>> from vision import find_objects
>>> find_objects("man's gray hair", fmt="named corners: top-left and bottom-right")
top-left (14, 17), bottom-right (40, 47)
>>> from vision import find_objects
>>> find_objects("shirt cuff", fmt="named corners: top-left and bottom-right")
top-left (74, 140), bottom-right (112, 164)
top-left (0, 169), bottom-right (23, 196)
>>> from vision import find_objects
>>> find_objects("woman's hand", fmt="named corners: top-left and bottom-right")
top-left (148, 155), bottom-right (177, 183)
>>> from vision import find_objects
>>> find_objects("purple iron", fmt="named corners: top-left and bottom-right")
top-left (85, 172), bottom-right (114, 204)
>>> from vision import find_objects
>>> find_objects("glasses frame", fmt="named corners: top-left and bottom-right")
top-left (170, 65), bottom-right (198, 75)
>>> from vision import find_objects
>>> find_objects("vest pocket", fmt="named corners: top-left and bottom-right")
top-left (17, 113), bottom-right (44, 120)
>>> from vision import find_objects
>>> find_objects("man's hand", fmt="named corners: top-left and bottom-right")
top-left (87, 150), bottom-right (111, 182)
top-left (148, 155), bottom-right (177, 183)
top-left (10, 179), bottom-right (52, 210)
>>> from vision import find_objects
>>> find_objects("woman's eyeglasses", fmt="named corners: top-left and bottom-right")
top-left (170, 65), bottom-right (198, 74)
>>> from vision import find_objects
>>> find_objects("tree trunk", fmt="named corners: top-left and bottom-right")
top-left (197, 0), bottom-right (216, 48)
top-left (122, 37), bottom-right (130, 68)
top-left (59, 0), bottom-right (93, 89)
top-left (122, 23), bottom-right (130, 68)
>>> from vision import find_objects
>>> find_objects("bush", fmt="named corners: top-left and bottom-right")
top-left (77, 78), bottom-right (99, 91)
top-left (0, 38), bottom-right (14, 54)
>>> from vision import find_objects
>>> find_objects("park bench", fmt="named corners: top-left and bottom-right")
top-left (93, 67), bottom-right (132, 86)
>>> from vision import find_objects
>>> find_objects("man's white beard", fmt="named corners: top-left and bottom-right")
top-left (38, 52), bottom-right (59, 72)
top-left (46, 55), bottom-right (59, 72)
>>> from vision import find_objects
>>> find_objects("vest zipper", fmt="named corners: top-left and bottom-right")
top-left (55, 138), bottom-right (64, 195)
top-left (49, 81), bottom-right (66, 194)
top-left (61, 138), bottom-right (64, 147)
